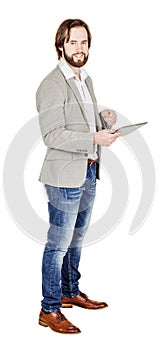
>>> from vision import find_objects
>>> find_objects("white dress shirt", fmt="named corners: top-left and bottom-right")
top-left (59, 59), bottom-right (98, 160)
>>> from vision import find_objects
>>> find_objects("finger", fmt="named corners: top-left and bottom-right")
top-left (110, 113), bottom-right (117, 121)
top-left (113, 131), bottom-right (122, 138)
top-left (110, 129), bottom-right (116, 133)
top-left (109, 117), bottom-right (116, 124)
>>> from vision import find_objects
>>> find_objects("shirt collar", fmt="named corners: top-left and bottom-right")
top-left (59, 59), bottom-right (88, 82)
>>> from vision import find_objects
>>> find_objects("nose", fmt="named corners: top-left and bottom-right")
top-left (76, 42), bottom-right (83, 52)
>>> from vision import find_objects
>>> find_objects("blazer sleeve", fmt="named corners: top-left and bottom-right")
top-left (36, 78), bottom-right (94, 154)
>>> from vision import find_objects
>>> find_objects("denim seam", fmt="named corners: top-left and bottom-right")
top-left (67, 249), bottom-right (74, 297)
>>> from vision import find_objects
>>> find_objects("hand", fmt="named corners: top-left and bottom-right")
top-left (101, 109), bottom-right (117, 127)
top-left (94, 129), bottom-right (121, 147)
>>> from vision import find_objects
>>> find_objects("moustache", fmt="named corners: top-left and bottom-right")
top-left (73, 53), bottom-right (86, 57)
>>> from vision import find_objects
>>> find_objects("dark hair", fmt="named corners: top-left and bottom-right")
top-left (55, 18), bottom-right (92, 59)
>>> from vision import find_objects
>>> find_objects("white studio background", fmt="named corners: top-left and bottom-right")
top-left (1, 0), bottom-right (160, 349)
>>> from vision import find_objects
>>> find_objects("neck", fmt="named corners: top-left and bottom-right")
top-left (71, 66), bottom-right (81, 79)
top-left (63, 58), bottom-right (81, 79)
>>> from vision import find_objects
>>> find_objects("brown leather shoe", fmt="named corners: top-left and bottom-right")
top-left (39, 309), bottom-right (81, 334)
top-left (61, 292), bottom-right (108, 310)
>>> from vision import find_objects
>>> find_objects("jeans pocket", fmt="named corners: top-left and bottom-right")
top-left (59, 187), bottom-right (81, 202)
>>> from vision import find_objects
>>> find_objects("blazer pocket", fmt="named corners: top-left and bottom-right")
top-left (46, 149), bottom-right (73, 160)
top-left (72, 152), bottom-right (88, 160)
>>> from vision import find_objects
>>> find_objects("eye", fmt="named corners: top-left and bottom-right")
top-left (82, 40), bottom-right (88, 46)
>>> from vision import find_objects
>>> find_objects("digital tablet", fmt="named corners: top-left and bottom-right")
top-left (114, 122), bottom-right (148, 136)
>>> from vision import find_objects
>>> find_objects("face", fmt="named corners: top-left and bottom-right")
top-left (62, 27), bottom-right (89, 67)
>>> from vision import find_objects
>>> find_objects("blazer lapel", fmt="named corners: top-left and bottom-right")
top-left (66, 78), bottom-right (89, 125)
top-left (85, 77), bottom-right (102, 131)
top-left (66, 75), bottom-right (103, 131)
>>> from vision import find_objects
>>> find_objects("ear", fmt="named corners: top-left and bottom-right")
top-left (59, 46), bottom-right (64, 58)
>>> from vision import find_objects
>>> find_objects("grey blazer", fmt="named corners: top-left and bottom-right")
top-left (36, 66), bottom-right (105, 187)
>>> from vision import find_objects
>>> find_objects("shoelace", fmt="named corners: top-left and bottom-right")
top-left (56, 311), bottom-right (66, 321)
top-left (80, 292), bottom-right (88, 301)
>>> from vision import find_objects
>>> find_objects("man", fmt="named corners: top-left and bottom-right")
top-left (36, 18), bottom-right (120, 334)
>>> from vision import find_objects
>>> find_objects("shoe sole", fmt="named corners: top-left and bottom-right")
top-left (61, 303), bottom-right (73, 308)
top-left (61, 303), bottom-right (108, 309)
top-left (39, 319), bottom-right (81, 334)
top-left (39, 320), bottom-right (48, 327)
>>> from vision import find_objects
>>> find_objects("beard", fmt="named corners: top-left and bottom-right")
top-left (63, 49), bottom-right (89, 67)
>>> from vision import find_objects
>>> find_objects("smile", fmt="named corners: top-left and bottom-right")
top-left (74, 54), bottom-right (84, 58)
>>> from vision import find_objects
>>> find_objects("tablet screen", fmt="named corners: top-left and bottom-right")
top-left (115, 122), bottom-right (148, 136)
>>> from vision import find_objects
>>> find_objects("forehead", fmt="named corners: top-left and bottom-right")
top-left (67, 26), bottom-right (88, 41)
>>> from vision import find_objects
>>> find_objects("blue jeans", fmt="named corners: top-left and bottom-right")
top-left (41, 163), bottom-right (97, 313)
